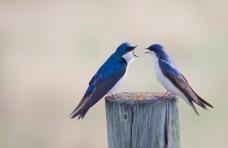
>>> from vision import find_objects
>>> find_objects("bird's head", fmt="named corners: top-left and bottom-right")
top-left (116, 42), bottom-right (138, 63)
top-left (145, 44), bottom-right (165, 59)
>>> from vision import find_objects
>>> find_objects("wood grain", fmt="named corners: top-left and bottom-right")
top-left (105, 92), bottom-right (180, 148)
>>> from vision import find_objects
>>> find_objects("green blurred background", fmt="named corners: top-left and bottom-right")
top-left (0, 0), bottom-right (227, 148)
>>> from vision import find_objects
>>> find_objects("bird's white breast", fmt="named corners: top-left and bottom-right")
top-left (154, 61), bottom-right (176, 93)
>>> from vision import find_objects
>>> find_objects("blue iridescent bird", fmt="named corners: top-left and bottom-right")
top-left (145, 44), bottom-right (213, 115)
top-left (71, 42), bottom-right (138, 119)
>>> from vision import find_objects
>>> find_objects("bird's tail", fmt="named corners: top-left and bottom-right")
top-left (70, 93), bottom-right (102, 119)
top-left (186, 90), bottom-right (213, 115)
top-left (188, 100), bottom-right (199, 115)
top-left (193, 91), bottom-right (213, 108)
top-left (70, 101), bottom-right (90, 119)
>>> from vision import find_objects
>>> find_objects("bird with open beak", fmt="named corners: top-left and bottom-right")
top-left (145, 44), bottom-right (213, 115)
top-left (71, 42), bottom-right (138, 119)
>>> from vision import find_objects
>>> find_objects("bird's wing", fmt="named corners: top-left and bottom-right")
top-left (159, 59), bottom-right (212, 115)
top-left (70, 85), bottom-right (94, 114)
top-left (71, 61), bottom-right (127, 119)
top-left (71, 54), bottom-right (116, 113)
top-left (88, 53), bottom-right (116, 86)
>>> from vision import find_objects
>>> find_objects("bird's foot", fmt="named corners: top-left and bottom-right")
top-left (162, 91), bottom-right (172, 97)
top-left (109, 93), bottom-right (116, 99)
top-left (159, 91), bottom-right (174, 100)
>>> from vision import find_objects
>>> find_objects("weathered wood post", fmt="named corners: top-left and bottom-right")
top-left (105, 92), bottom-right (180, 148)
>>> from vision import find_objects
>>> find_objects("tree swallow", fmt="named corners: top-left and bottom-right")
top-left (145, 44), bottom-right (213, 115)
top-left (71, 42), bottom-right (138, 119)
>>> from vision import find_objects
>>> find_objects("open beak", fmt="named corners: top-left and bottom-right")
top-left (145, 48), bottom-right (150, 54)
top-left (133, 51), bottom-right (139, 57)
top-left (130, 45), bottom-right (138, 57)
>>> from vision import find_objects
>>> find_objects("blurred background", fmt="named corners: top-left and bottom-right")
top-left (0, 0), bottom-right (227, 148)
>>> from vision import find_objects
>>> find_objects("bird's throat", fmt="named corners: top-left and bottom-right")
top-left (122, 52), bottom-right (135, 64)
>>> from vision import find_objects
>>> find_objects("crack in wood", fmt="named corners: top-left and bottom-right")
top-left (164, 104), bottom-right (169, 148)
top-left (130, 107), bottom-right (134, 148)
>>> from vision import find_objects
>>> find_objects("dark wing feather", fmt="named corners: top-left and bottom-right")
top-left (159, 59), bottom-right (213, 115)
top-left (71, 61), bottom-right (127, 119)
top-left (191, 88), bottom-right (213, 108)
top-left (70, 85), bottom-right (94, 115)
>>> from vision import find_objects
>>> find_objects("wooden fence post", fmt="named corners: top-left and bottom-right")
top-left (105, 92), bottom-right (180, 148)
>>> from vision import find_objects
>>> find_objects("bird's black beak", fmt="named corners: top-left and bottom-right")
top-left (145, 47), bottom-right (150, 54)
top-left (130, 45), bottom-right (139, 57)
top-left (133, 51), bottom-right (139, 57)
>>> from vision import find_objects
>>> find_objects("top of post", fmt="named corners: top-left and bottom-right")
top-left (105, 92), bottom-right (176, 104)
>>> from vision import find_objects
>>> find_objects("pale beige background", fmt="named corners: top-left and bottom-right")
top-left (0, 0), bottom-right (227, 148)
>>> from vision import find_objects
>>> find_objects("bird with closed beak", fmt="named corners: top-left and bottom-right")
top-left (145, 44), bottom-right (213, 115)
top-left (71, 42), bottom-right (138, 119)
